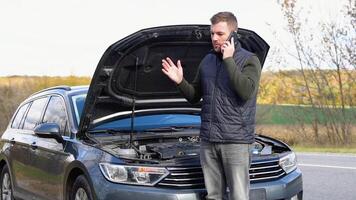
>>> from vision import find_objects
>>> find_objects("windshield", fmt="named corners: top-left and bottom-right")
top-left (71, 94), bottom-right (86, 126)
top-left (71, 94), bottom-right (201, 131)
top-left (94, 114), bottom-right (200, 131)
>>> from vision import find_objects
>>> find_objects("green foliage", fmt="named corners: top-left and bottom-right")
top-left (256, 104), bottom-right (356, 125)
top-left (0, 75), bottom-right (354, 146)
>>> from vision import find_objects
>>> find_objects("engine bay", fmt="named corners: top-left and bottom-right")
top-left (99, 133), bottom-right (289, 162)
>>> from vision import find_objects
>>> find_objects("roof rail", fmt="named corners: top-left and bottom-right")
top-left (30, 85), bottom-right (72, 96)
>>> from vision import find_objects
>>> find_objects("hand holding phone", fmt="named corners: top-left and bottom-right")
top-left (221, 31), bottom-right (238, 59)
top-left (226, 31), bottom-right (238, 45)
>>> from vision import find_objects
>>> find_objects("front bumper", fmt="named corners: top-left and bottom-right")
top-left (251, 168), bottom-right (303, 200)
top-left (93, 168), bottom-right (303, 200)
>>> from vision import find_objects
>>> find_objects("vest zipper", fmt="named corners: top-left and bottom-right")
top-left (208, 57), bottom-right (223, 140)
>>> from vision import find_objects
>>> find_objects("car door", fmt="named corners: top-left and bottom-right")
top-left (2, 102), bottom-right (32, 199)
top-left (7, 97), bottom-right (49, 200)
top-left (29, 95), bottom-right (71, 200)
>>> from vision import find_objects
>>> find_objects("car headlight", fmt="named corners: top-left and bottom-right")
top-left (279, 152), bottom-right (297, 174)
top-left (99, 163), bottom-right (169, 186)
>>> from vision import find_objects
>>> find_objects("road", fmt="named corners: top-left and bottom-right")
top-left (297, 153), bottom-right (356, 200)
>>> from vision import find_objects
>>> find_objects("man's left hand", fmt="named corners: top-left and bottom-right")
top-left (221, 37), bottom-right (235, 59)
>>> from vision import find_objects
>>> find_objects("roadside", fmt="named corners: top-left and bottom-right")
top-left (292, 146), bottom-right (356, 154)
top-left (257, 124), bottom-right (356, 149)
top-left (297, 153), bottom-right (356, 200)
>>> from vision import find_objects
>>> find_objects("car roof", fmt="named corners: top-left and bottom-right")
top-left (28, 85), bottom-right (89, 100)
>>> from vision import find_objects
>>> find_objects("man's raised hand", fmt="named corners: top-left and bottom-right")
top-left (161, 57), bottom-right (183, 84)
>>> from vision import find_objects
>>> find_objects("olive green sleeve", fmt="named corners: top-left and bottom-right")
top-left (176, 62), bottom-right (202, 104)
top-left (223, 55), bottom-right (261, 101)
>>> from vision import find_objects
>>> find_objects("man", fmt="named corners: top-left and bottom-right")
top-left (161, 12), bottom-right (261, 200)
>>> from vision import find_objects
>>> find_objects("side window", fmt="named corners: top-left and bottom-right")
top-left (11, 103), bottom-right (30, 129)
top-left (43, 96), bottom-right (68, 135)
top-left (23, 98), bottom-right (48, 130)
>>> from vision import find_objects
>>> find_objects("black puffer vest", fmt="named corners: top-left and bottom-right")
top-left (199, 43), bottom-right (257, 144)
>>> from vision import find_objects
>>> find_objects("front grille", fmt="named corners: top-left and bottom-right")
top-left (249, 160), bottom-right (286, 183)
top-left (157, 159), bottom-right (286, 189)
top-left (158, 166), bottom-right (205, 188)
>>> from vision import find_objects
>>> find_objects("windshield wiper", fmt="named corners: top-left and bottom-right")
top-left (89, 129), bottom-right (133, 135)
top-left (143, 125), bottom-right (200, 132)
top-left (89, 125), bottom-right (200, 135)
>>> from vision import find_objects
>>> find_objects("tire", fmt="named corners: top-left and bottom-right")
top-left (0, 165), bottom-right (14, 200)
top-left (297, 191), bottom-right (303, 200)
top-left (70, 175), bottom-right (94, 200)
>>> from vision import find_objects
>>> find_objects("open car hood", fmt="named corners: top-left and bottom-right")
top-left (78, 25), bottom-right (269, 136)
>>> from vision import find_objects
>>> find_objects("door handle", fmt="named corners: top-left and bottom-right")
top-left (31, 142), bottom-right (38, 150)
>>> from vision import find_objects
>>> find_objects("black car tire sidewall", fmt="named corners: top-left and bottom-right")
top-left (0, 165), bottom-right (13, 200)
top-left (71, 175), bottom-right (94, 200)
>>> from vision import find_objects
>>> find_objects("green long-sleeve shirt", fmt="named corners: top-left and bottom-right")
top-left (177, 55), bottom-right (261, 103)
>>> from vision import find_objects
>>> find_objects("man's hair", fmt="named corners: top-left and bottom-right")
top-left (210, 12), bottom-right (238, 31)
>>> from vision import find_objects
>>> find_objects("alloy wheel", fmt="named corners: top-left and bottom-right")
top-left (1, 173), bottom-right (12, 200)
top-left (75, 187), bottom-right (88, 200)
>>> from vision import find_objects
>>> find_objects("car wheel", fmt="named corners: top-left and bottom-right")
top-left (0, 165), bottom-right (13, 200)
top-left (71, 175), bottom-right (93, 200)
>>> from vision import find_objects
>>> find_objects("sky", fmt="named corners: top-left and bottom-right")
top-left (0, 0), bottom-right (345, 76)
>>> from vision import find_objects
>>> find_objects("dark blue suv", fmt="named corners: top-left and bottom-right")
top-left (0, 25), bottom-right (302, 200)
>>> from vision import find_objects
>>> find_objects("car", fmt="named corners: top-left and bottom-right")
top-left (0, 25), bottom-right (303, 200)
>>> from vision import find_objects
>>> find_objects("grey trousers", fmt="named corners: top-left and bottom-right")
top-left (200, 141), bottom-right (251, 200)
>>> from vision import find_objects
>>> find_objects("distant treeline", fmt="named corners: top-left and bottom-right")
top-left (1, 69), bottom-right (354, 106)
top-left (0, 71), bottom-right (355, 146)
top-left (258, 70), bottom-right (355, 106)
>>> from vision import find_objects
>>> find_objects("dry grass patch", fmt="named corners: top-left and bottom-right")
top-left (256, 124), bottom-right (356, 146)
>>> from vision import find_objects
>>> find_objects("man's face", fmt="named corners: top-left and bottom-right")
top-left (210, 21), bottom-right (232, 52)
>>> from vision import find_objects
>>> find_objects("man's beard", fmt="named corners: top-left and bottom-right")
top-left (213, 46), bottom-right (221, 52)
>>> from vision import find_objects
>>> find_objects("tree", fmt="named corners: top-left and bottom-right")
top-left (277, 0), bottom-right (356, 145)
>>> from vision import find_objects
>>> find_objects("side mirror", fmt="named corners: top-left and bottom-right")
top-left (34, 123), bottom-right (64, 143)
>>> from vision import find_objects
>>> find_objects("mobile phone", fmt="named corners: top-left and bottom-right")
top-left (226, 31), bottom-right (238, 45)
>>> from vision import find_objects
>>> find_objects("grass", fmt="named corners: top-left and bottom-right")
top-left (291, 145), bottom-right (356, 154)
top-left (257, 124), bottom-right (356, 150)
top-left (256, 104), bottom-right (356, 125)
top-left (1, 76), bottom-right (355, 148)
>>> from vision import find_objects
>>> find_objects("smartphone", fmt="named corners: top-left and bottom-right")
top-left (226, 31), bottom-right (239, 45)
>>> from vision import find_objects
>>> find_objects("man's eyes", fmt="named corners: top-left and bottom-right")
top-left (211, 33), bottom-right (224, 36)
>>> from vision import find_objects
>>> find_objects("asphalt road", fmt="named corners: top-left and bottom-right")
top-left (296, 153), bottom-right (356, 200)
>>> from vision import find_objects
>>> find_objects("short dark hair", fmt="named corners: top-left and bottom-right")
top-left (210, 12), bottom-right (238, 31)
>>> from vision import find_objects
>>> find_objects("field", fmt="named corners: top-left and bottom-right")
top-left (256, 104), bottom-right (356, 125)
top-left (256, 104), bottom-right (356, 147)
top-left (0, 75), bottom-right (355, 150)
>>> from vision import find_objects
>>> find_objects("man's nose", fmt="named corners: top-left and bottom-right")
top-left (211, 34), bottom-right (218, 41)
